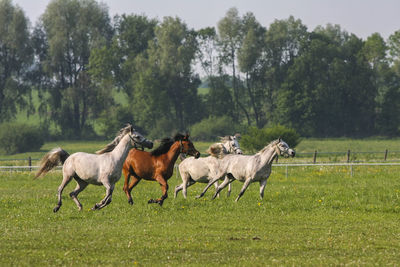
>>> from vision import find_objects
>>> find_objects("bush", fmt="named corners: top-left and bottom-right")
top-left (0, 123), bottom-right (45, 155)
top-left (241, 124), bottom-right (300, 153)
top-left (190, 116), bottom-right (243, 141)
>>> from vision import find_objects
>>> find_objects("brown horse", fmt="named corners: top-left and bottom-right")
top-left (122, 133), bottom-right (200, 206)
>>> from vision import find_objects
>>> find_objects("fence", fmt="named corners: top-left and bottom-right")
top-left (2, 150), bottom-right (400, 176)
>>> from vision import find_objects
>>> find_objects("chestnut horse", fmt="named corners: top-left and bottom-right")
top-left (123, 133), bottom-right (200, 206)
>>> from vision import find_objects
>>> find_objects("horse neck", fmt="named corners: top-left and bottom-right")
top-left (164, 141), bottom-right (182, 166)
top-left (257, 145), bottom-right (278, 166)
top-left (110, 134), bottom-right (132, 161)
top-left (222, 141), bottom-right (233, 153)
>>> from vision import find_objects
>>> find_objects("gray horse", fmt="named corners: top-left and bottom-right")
top-left (35, 124), bottom-right (153, 212)
top-left (196, 138), bottom-right (295, 202)
top-left (174, 135), bottom-right (242, 199)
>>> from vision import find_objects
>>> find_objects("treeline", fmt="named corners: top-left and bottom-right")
top-left (1, 0), bottom-right (400, 140)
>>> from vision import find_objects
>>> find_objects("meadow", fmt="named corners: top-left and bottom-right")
top-left (1, 161), bottom-right (400, 265)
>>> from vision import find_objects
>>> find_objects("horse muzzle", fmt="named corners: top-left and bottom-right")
top-left (143, 140), bottom-right (153, 149)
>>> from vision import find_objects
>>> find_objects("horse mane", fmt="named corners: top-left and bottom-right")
top-left (207, 143), bottom-right (228, 158)
top-left (255, 139), bottom-right (280, 156)
top-left (150, 133), bottom-right (185, 156)
top-left (96, 124), bottom-right (132, 154)
top-left (219, 136), bottom-right (232, 142)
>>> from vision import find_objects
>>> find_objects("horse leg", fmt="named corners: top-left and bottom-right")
top-left (213, 181), bottom-right (220, 198)
top-left (53, 173), bottom-right (74, 213)
top-left (227, 183), bottom-right (232, 197)
top-left (69, 177), bottom-right (88, 211)
top-left (175, 170), bottom-right (190, 198)
top-left (212, 177), bottom-right (232, 200)
top-left (126, 176), bottom-right (141, 205)
top-left (259, 178), bottom-right (268, 199)
top-left (235, 179), bottom-right (252, 202)
top-left (196, 176), bottom-right (221, 199)
top-left (92, 182), bottom-right (114, 210)
top-left (182, 179), bottom-right (196, 199)
top-left (149, 175), bottom-right (168, 206)
top-left (174, 183), bottom-right (184, 198)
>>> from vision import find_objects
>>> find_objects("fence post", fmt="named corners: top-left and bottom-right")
top-left (384, 149), bottom-right (388, 161)
top-left (28, 156), bottom-right (32, 171)
top-left (347, 150), bottom-right (351, 163)
top-left (285, 165), bottom-right (288, 178)
top-left (313, 150), bottom-right (317, 164)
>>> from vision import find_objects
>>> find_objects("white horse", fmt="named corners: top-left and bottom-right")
top-left (196, 138), bottom-right (295, 202)
top-left (174, 135), bottom-right (242, 199)
top-left (35, 124), bottom-right (153, 212)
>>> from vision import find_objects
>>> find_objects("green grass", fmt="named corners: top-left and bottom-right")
top-left (1, 165), bottom-right (399, 265)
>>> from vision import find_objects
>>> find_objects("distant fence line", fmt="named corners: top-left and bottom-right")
top-left (2, 162), bottom-right (400, 179)
top-left (2, 149), bottom-right (400, 164)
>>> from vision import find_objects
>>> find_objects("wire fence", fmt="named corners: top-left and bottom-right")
top-left (2, 150), bottom-right (400, 176)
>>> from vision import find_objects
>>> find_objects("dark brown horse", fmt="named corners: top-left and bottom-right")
top-left (122, 133), bottom-right (200, 206)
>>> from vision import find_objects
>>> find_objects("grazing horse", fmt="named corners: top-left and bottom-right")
top-left (174, 135), bottom-right (242, 199)
top-left (123, 133), bottom-right (200, 206)
top-left (35, 124), bottom-right (153, 212)
top-left (196, 139), bottom-right (295, 202)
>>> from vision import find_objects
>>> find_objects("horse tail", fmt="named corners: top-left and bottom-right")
top-left (206, 143), bottom-right (228, 158)
top-left (35, 147), bottom-right (70, 178)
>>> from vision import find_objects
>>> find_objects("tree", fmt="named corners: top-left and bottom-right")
top-left (277, 27), bottom-right (376, 137)
top-left (129, 17), bottom-right (202, 138)
top-left (264, 16), bottom-right (308, 124)
top-left (34, 0), bottom-right (113, 138)
top-left (217, 7), bottom-right (246, 122)
top-left (0, 0), bottom-right (33, 122)
top-left (237, 12), bottom-right (266, 127)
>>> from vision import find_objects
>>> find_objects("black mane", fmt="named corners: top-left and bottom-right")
top-left (150, 133), bottom-right (186, 156)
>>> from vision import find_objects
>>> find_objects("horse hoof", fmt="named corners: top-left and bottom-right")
top-left (128, 199), bottom-right (134, 205)
top-left (195, 195), bottom-right (202, 199)
top-left (91, 204), bottom-right (99, 210)
top-left (148, 199), bottom-right (155, 204)
top-left (53, 206), bottom-right (60, 213)
top-left (158, 201), bottom-right (163, 206)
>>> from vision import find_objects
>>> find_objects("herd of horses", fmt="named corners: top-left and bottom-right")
top-left (35, 124), bottom-right (295, 212)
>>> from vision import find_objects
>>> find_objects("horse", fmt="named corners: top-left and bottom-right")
top-left (196, 138), bottom-right (295, 202)
top-left (174, 135), bottom-right (242, 199)
top-left (35, 124), bottom-right (153, 212)
top-left (122, 133), bottom-right (200, 206)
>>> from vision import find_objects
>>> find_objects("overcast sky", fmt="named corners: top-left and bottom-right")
top-left (13, 0), bottom-right (400, 40)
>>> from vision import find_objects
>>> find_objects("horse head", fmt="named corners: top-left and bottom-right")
top-left (179, 133), bottom-right (200, 159)
top-left (220, 135), bottom-right (243, 155)
top-left (275, 138), bottom-right (295, 158)
top-left (128, 125), bottom-right (153, 149)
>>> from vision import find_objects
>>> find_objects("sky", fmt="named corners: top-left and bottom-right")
top-left (13, 0), bottom-right (400, 40)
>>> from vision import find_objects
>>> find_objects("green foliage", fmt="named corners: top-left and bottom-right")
top-left (241, 125), bottom-right (300, 153)
top-left (190, 116), bottom-right (243, 141)
top-left (0, 0), bottom-right (33, 123)
top-left (0, 123), bottom-right (44, 155)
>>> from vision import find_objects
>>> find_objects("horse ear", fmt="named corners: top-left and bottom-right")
top-left (235, 133), bottom-right (241, 139)
top-left (279, 137), bottom-right (282, 142)
top-left (185, 132), bottom-right (190, 139)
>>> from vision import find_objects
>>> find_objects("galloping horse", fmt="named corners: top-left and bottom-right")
top-left (35, 124), bottom-right (153, 212)
top-left (174, 135), bottom-right (242, 199)
top-left (196, 139), bottom-right (295, 202)
top-left (123, 133), bottom-right (200, 206)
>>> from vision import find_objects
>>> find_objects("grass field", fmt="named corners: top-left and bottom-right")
top-left (1, 163), bottom-right (400, 265)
